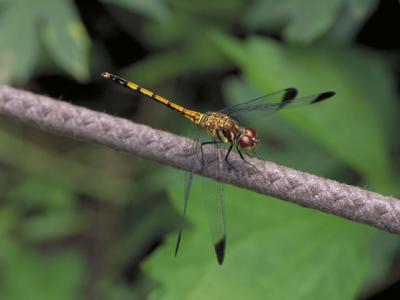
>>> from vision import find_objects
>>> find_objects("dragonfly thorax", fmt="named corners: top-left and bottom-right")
top-left (200, 112), bottom-right (259, 151)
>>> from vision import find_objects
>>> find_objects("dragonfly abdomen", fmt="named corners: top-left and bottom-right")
top-left (101, 72), bottom-right (203, 124)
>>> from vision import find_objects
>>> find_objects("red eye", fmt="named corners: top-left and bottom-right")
top-left (246, 128), bottom-right (257, 138)
top-left (238, 135), bottom-right (252, 148)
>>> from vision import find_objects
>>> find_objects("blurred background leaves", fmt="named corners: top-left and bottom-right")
top-left (0, 0), bottom-right (90, 83)
top-left (144, 185), bottom-right (374, 300)
top-left (0, 0), bottom-right (399, 299)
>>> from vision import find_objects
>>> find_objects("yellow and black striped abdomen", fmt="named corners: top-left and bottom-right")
top-left (101, 72), bottom-right (203, 124)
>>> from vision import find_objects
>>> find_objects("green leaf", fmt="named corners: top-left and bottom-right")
top-left (143, 184), bottom-right (373, 300)
top-left (0, 0), bottom-right (90, 83)
top-left (362, 232), bottom-right (400, 292)
top-left (329, 0), bottom-right (378, 42)
top-left (137, 1), bottom-right (243, 48)
top-left (244, 0), bottom-right (378, 43)
top-left (41, 0), bottom-right (90, 81)
top-left (101, 0), bottom-right (170, 19)
top-left (212, 33), bottom-right (396, 192)
top-left (21, 211), bottom-right (84, 242)
top-left (7, 179), bottom-right (74, 209)
top-left (0, 1), bottom-right (38, 83)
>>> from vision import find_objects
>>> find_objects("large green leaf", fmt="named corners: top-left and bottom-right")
top-left (244, 0), bottom-right (378, 43)
top-left (143, 184), bottom-right (373, 300)
top-left (42, 0), bottom-right (90, 81)
top-left (212, 33), bottom-right (396, 192)
top-left (0, 0), bottom-right (89, 83)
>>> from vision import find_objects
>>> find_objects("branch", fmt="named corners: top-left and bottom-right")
top-left (1, 85), bottom-right (399, 234)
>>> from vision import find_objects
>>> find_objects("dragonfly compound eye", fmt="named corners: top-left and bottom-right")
top-left (245, 128), bottom-right (257, 138)
top-left (238, 135), bottom-right (257, 151)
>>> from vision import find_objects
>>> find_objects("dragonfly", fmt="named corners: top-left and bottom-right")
top-left (101, 71), bottom-right (335, 265)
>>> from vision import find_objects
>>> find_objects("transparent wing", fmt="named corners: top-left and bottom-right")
top-left (174, 129), bottom-right (205, 258)
top-left (220, 87), bottom-right (298, 115)
top-left (202, 139), bottom-right (227, 265)
top-left (221, 88), bottom-right (335, 117)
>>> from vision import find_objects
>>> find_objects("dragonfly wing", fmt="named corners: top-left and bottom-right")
top-left (210, 180), bottom-right (227, 265)
top-left (202, 141), bottom-right (227, 265)
top-left (222, 89), bottom-right (335, 117)
top-left (174, 168), bottom-right (193, 257)
top-left (220, 87), bottom-right (298, 115)
top-left (175, 129), bottom-right (204, 257)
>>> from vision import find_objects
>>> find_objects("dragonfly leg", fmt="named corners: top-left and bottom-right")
top-left (201, 141), bottom-right (222, 168)
top-left (224, 144), bottom-right (238, 171)
top-left (237, 146), bottom-right (258, 170)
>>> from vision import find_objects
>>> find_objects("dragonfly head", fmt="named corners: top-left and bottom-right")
top-left (238, 128), bottom-right (259, 151)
